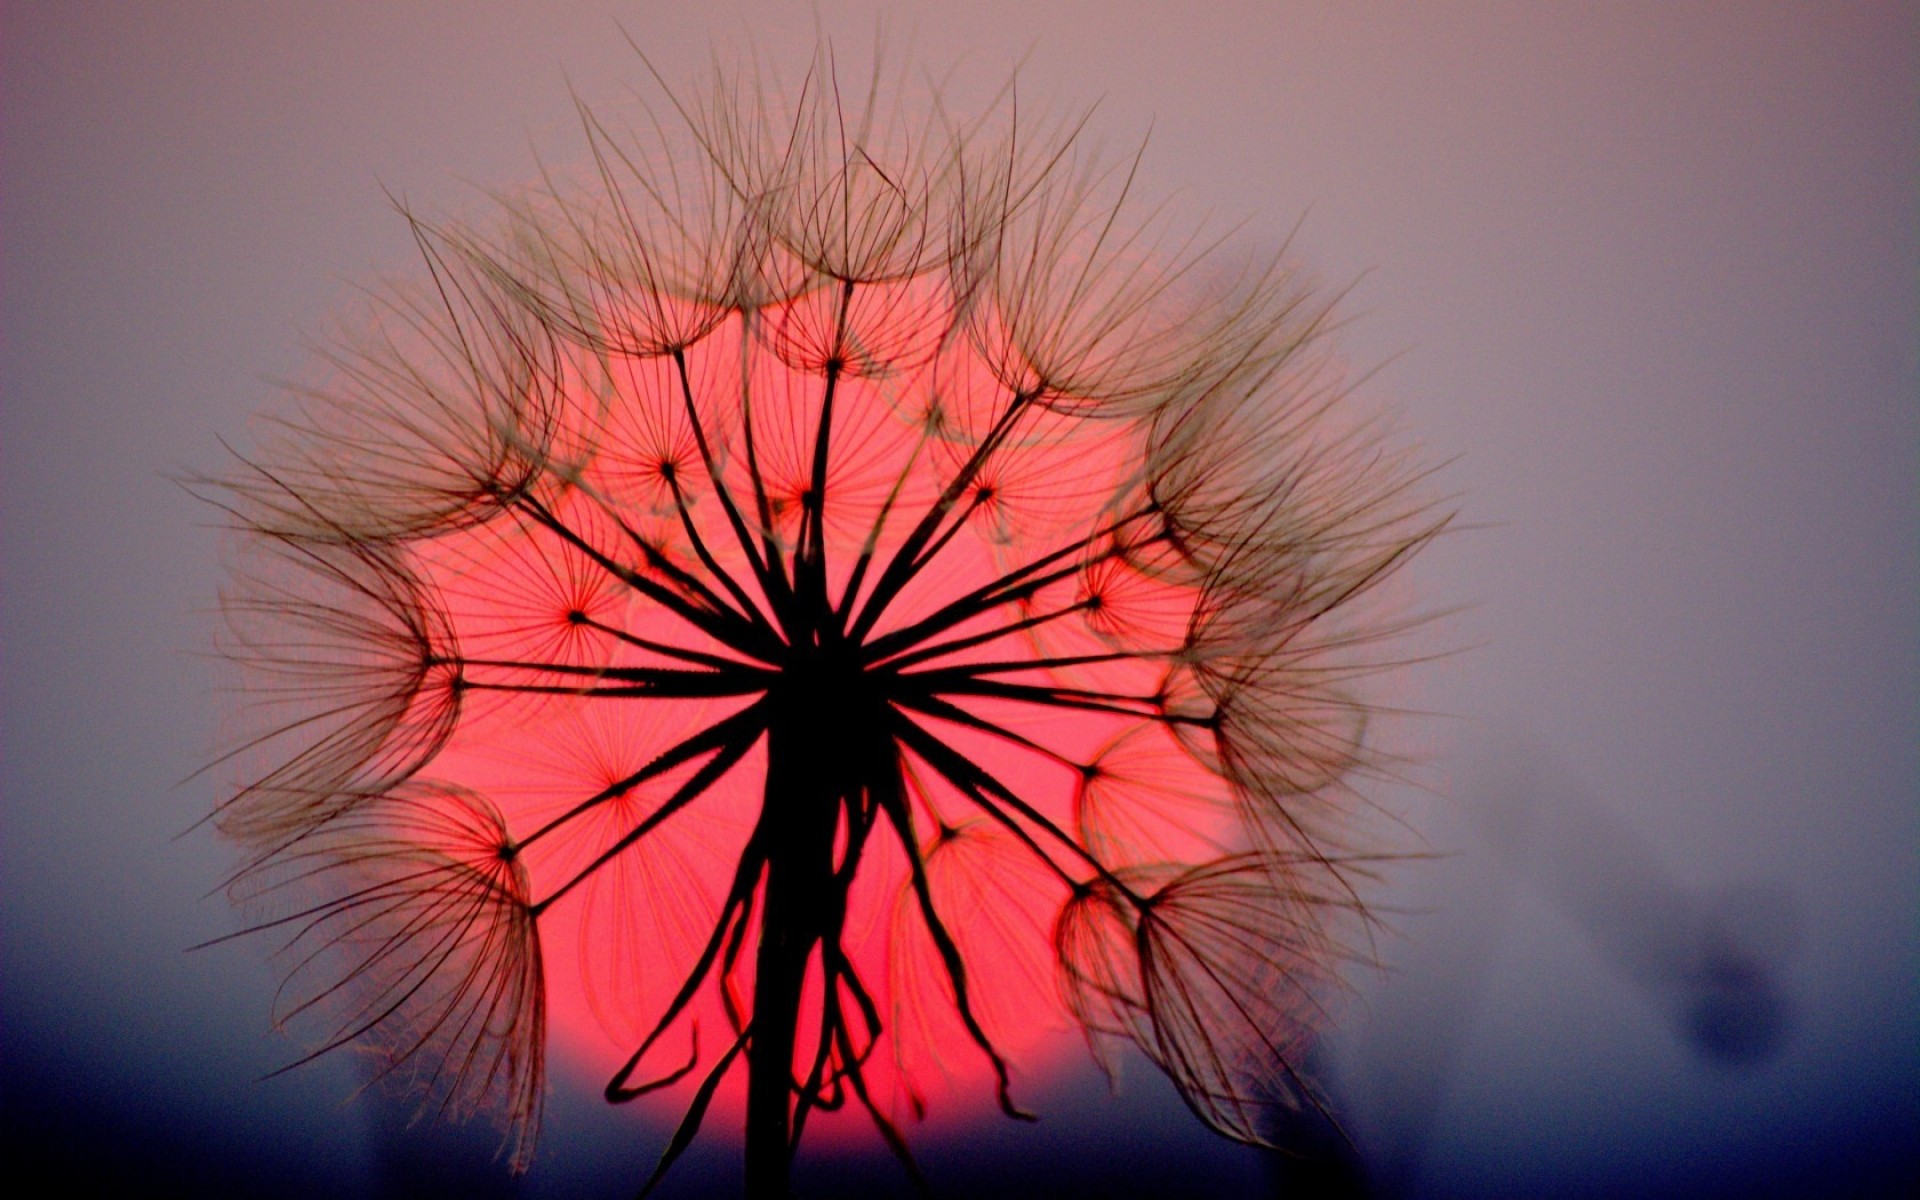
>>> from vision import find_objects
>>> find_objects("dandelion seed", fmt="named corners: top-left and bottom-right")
top-left (203, 42), bottom-right (1447, 1198)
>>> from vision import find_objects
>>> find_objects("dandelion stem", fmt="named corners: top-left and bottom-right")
top-left (744, 664), bottom-right (880, 1199)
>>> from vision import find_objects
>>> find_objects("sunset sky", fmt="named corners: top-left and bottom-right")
top-left (3, 4), bottom-right (1913, 1197)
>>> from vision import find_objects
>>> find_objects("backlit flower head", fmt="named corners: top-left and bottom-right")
top-left (205, 43), bottom-right (1448, 1196)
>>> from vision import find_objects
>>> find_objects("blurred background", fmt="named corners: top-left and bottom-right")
top-left (3, 3), bottom-right (1913, 1196)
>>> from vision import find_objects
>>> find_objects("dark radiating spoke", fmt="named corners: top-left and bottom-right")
top-left (906, 672), bottom-right (1205, 724)
top-left (832, 1016), bottom-right (930, 1196)
top-left (459, 682), bottom-right (768, 702)
top-left (845, 391), bottom-right (1035, 643)
top-left (887, 710), bottom-right (1135, 902)
top-left (518, 697), bottom-right (770, 856)
top-left (860, 508), bottom-right (1160, 665)
top-left (666, 470), bottom-right (784, 642)
top-left (870, 757), bottom-right (1032, 1121)
top-left (797, 288), bottom-right (851, 595)
top-left (576, 615), bottom-right (768, 671)
top-left (875, 599), bottom-right (1093, 673)
top-left (521, 495), bottom-right (733, 617)
top-left (786, 932), bottom-right (862, 1149)
top-left (457, 656), bottom-right (770, 691)
top-left (516, 494), bottom-right (783, 661)
top-left (532, 719), bottom-right (763, 912)
top-left (906, 651), bottom-right (1147, 677)
top-left (731, 311), bottom-right (785, 570)
top-left (789, 978), bottom-right (840, 1147)
top-left (829, 414), bottom-right (942, 634)
top-left (670, 348), bottom-right (794, 628)
top-left (606, 849), bottom-right (763, 1102)
top-left (635, 1026), bottom-right (751, 1200)
top-left (888, 688), bottom-right (1083, 772)
top-left (794, 366), bottom-right (841, 629)
top-left (600, 504), bottom-right (769, 634)
top-left (882, 483), bottom-right (992, 595)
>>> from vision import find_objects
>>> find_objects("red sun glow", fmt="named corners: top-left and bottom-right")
top-left (405, 297), bottom-right (1239, 1136)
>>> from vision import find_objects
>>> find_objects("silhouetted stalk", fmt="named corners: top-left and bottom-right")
top-left (743, 729), bottom-right (830, 1198)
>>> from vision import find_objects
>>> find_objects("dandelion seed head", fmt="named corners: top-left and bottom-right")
top-left (206, 41), bottom-right (1447, 1190)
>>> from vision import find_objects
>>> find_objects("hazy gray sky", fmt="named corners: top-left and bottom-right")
top-left (3, 4), bottom-right (1913, 1196)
